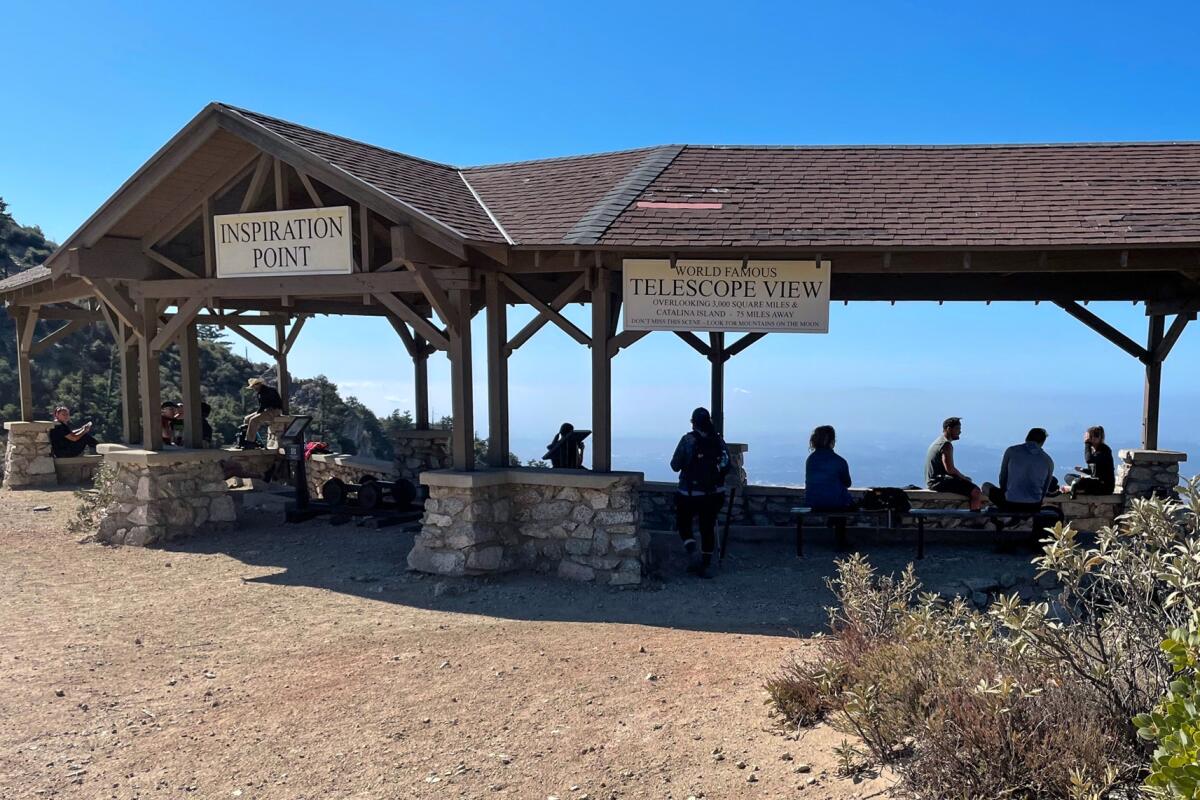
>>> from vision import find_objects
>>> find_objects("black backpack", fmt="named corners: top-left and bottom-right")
top-left (681, 433), bottom-right (728, 493)
top-left (860, 487), bottom-right (912, 513)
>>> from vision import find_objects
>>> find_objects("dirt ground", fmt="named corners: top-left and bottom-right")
top-left (0, 487), bottom-right (1042, 799)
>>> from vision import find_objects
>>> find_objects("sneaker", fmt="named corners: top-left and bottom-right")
top-left (683, 539), bottom-right (697, 554)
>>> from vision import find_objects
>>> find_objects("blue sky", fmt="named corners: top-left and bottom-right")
top-left (4, 1), bottom-right (1199, 480)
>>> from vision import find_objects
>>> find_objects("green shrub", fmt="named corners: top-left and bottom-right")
top-left (1135, 623), bottom-right (1200, 799)
top-left (69, 461), bottom-right (117, 538)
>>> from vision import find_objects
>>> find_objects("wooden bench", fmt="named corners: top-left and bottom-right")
top-left (909, 507), bottom-right (1063, 559)
top-left (791, 506), bottom-right (898, 557)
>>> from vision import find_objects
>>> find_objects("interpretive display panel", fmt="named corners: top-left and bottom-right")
top-left (214, 206), bottom-right (354, 277)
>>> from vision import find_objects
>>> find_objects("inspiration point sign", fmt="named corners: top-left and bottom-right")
top-left (622, 258), bottom-right (830, 333)
top-left (214, 206), bottom-right (354, 278)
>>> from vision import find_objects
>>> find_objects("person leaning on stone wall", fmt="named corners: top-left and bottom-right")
top-left (236, 378), bottom-right (283, 450)
top-left (50, 405), bottom-right (99, 458)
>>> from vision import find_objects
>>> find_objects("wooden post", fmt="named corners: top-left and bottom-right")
top-left (179, 323), bottom-right (203, 447)
top-left (414, 346), bottom-right (430, 430)
top-left (709, 332), bottom-right (726, 436)
top-left (448, 288), bottom-right (474, 470)
top-left (274, 321), bottom-right (290, 413)
top-left (118, 321), bottom-right (141, 444)
top-left (138, 300), bottom-right (163, 451)
top-left (591, 266), bottom-right (613, 472)
top-left (13, 308), bottom-right (36, 421)
top-left (1143, 314), bottom-right (1165, 450)
top-left (485, 274), bottom-right (510, 467)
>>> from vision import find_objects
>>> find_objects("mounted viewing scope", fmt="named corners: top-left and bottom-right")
top-left (543, 423), bottom-right (590, 469)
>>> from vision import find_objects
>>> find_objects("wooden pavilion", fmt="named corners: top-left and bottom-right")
top-left (3, 102), bottom-right (1199, 472)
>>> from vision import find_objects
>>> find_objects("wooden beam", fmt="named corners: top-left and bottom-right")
top-left (1154, 313), bottom-right (1194, 362)
top-left (1143, 315), bottom-right (1165, 449)
top-left (273, 158), bottom-right (285, 211)
top-left (150, 295), bottom-right (206, 351)
top-left (144, 248), bottom-right (197, 279)
top-left (414, 343), bottom-right (430, 430)
top-left (274, 321), bottom-right (290, 414)
top-left (723, 332), bottom-right (767, 360)
top-left (296, 170), bottom-right (324, 207)
top-left (135, 269), bottom-right (472, 299)
top-left (358, 204), bottom-right (371, 271)
top-left (710, 332), bottom-right (726, 435)
top-left (673, 330), bottom-right (712, 357)
top-left (117, 320), bottom-right (140, 444)
top-left (608, 328), bottom-right (649, 357)
top-left (202, 196), bottom-right (215, 277)
top-left (240, 154), bottom-right (272, 213)
top-left (13, 308), bottom-right (36, 420)
top-left (283, 314), bottom-right (308, 354)
top-left (30, 319), bottom-right (89, 356)
top-left (225, 323), bottom-right (279, 358)
top-left (180, 324), bottom-right (204, 447)
top-left (137, 300), bottom-right (163, 450)
top-left (84, 278), bottom-right (140, 331)
top-left (1055, 301), bottom-right (1149, 361)
top-left (591, 267), bottom-right (613, 472)
top-left (485, 273), bottom-right (510, 467)
top-left (448, 288), bottom-right (474, 470)
top-left (499, 273), bottom-right (590, 347)
top-left (390, 224), bottom-right (467, 267)
top-left (387, 315), bottom-right (419, 358)
top-left (370, 292), bottom-right (450, 351)
top-left (29, 306), bottom-right (101, 322)
top-left (405, 260), bottom-right (460, 330)
top-left (504, 272), bottom-right (588, 355)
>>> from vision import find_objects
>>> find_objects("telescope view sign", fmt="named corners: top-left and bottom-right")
top-left (214, 206), bottom-right (354, 278)
top-left (622, 259), bottom-right (830, 333)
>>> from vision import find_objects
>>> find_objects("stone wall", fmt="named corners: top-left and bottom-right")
top-left (410, 469), bottom-right (645, 585)
top-left (640, 482), bottom-right (1122, 532)
top-left (306, 452), bottom-right (400, 498)
top-left (93, 447), bottom-right (239, 546)
top-left (394, 429), bottom-right (452, 484)
top-left (1117, 449), bottom-right (1187, 500)
top-left (53, 455), bottom-right (104, 485)
top-left (2, 421), bottom-right (57, 489)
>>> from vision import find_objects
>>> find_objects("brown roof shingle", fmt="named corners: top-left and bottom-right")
top-left (599, 143), bottom-right (1200, 248)
top-left (224, 106), bottom-right (504, 242)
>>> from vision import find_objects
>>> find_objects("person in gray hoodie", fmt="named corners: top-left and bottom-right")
top-left (983, 428), bottom-right (1055, 512)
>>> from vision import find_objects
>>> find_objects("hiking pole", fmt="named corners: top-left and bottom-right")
top-left (719, 485), bottom-right (737, 563)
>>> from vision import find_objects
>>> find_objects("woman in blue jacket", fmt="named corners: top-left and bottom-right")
top-left (805, 425), bottom-right (855, 511)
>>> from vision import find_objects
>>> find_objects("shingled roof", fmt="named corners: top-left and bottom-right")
top-left (214, 108), bottom-right (1200, 250)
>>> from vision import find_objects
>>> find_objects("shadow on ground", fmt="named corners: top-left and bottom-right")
top-left (164, 505), bottom-right (1045, 638)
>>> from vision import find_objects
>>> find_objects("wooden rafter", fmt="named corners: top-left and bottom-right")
top-left (371, 292), bottom-right (449, 351)
top-left (404, 260), bottom-right (460, 330)
top-left (283, 314), bottom-right (308, 354)
top-left (504, 272), bottom-right (588, 354)
top-left (84, 278), bottom-right (140, 331)
top-left (499, 273), bottom-right (590, 348)
top-left (30, 319), bottom-right (89, 356)
top-left (144, 247), bottom-right (196, 279)
top-left (296, 170), bottom-right (324, 207)
top-left (608, 329), bottom-right (649, 357)
top-left (150, 295), bottom-right (207, 351)
top-left (723, 332), bottom-right (767, 360)
top-left (142, 150), bottom-right (260, 248)
top-left (226, 323), bottom-right (280, 358)
top-left (673, 331), bottom-right (711, 357)
top-left (240, 154), bottom-right (273, 213)
top-left (1055, 301), bottom-right (1149, 362)
top-left (1154, 313), bottom-right (1194, 362)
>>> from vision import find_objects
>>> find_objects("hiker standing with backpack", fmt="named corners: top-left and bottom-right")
top-left (670, 407), bottom-right (731, 578)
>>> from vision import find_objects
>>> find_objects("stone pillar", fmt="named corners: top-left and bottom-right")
top-left (726, 442), bottom-right (749, 488)
top-left (265, 414), bottom-right (297, 451)
top-left (394, 429), bottom-right (452, 484)
top-left (92, 446), bottom-right (239, 546)
top-left (2, 421), bottom-right (57, 489)
top-left (1117, 449), bottom-right (1188, 501)
top-left (410, 469), bottom-right (646, 586)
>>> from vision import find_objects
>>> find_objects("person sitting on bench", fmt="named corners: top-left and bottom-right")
top-left (982, 428), bottom-right (1055, 512)
top-left (1063, 425), bottom-right (1114, 497)
top-left (925, 416), bottom-right (984, 511)
top-left (805, 425), bottom-right (855, 511)
top-left (49, 405), bottom-right (98, 458)
top-left (237, 378), bottom-right (283, 449)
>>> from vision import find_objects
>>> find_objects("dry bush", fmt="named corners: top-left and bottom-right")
top-left (766, 480), bottom-right (1200, 799)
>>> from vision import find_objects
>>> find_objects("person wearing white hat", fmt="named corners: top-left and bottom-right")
top-left (236, 377), bottom-right (283, 449)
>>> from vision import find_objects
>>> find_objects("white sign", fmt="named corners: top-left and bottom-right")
top-left (622, 259), bottom-right (830, 333)
top-left (214, 206), bottom-right (354, 278)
